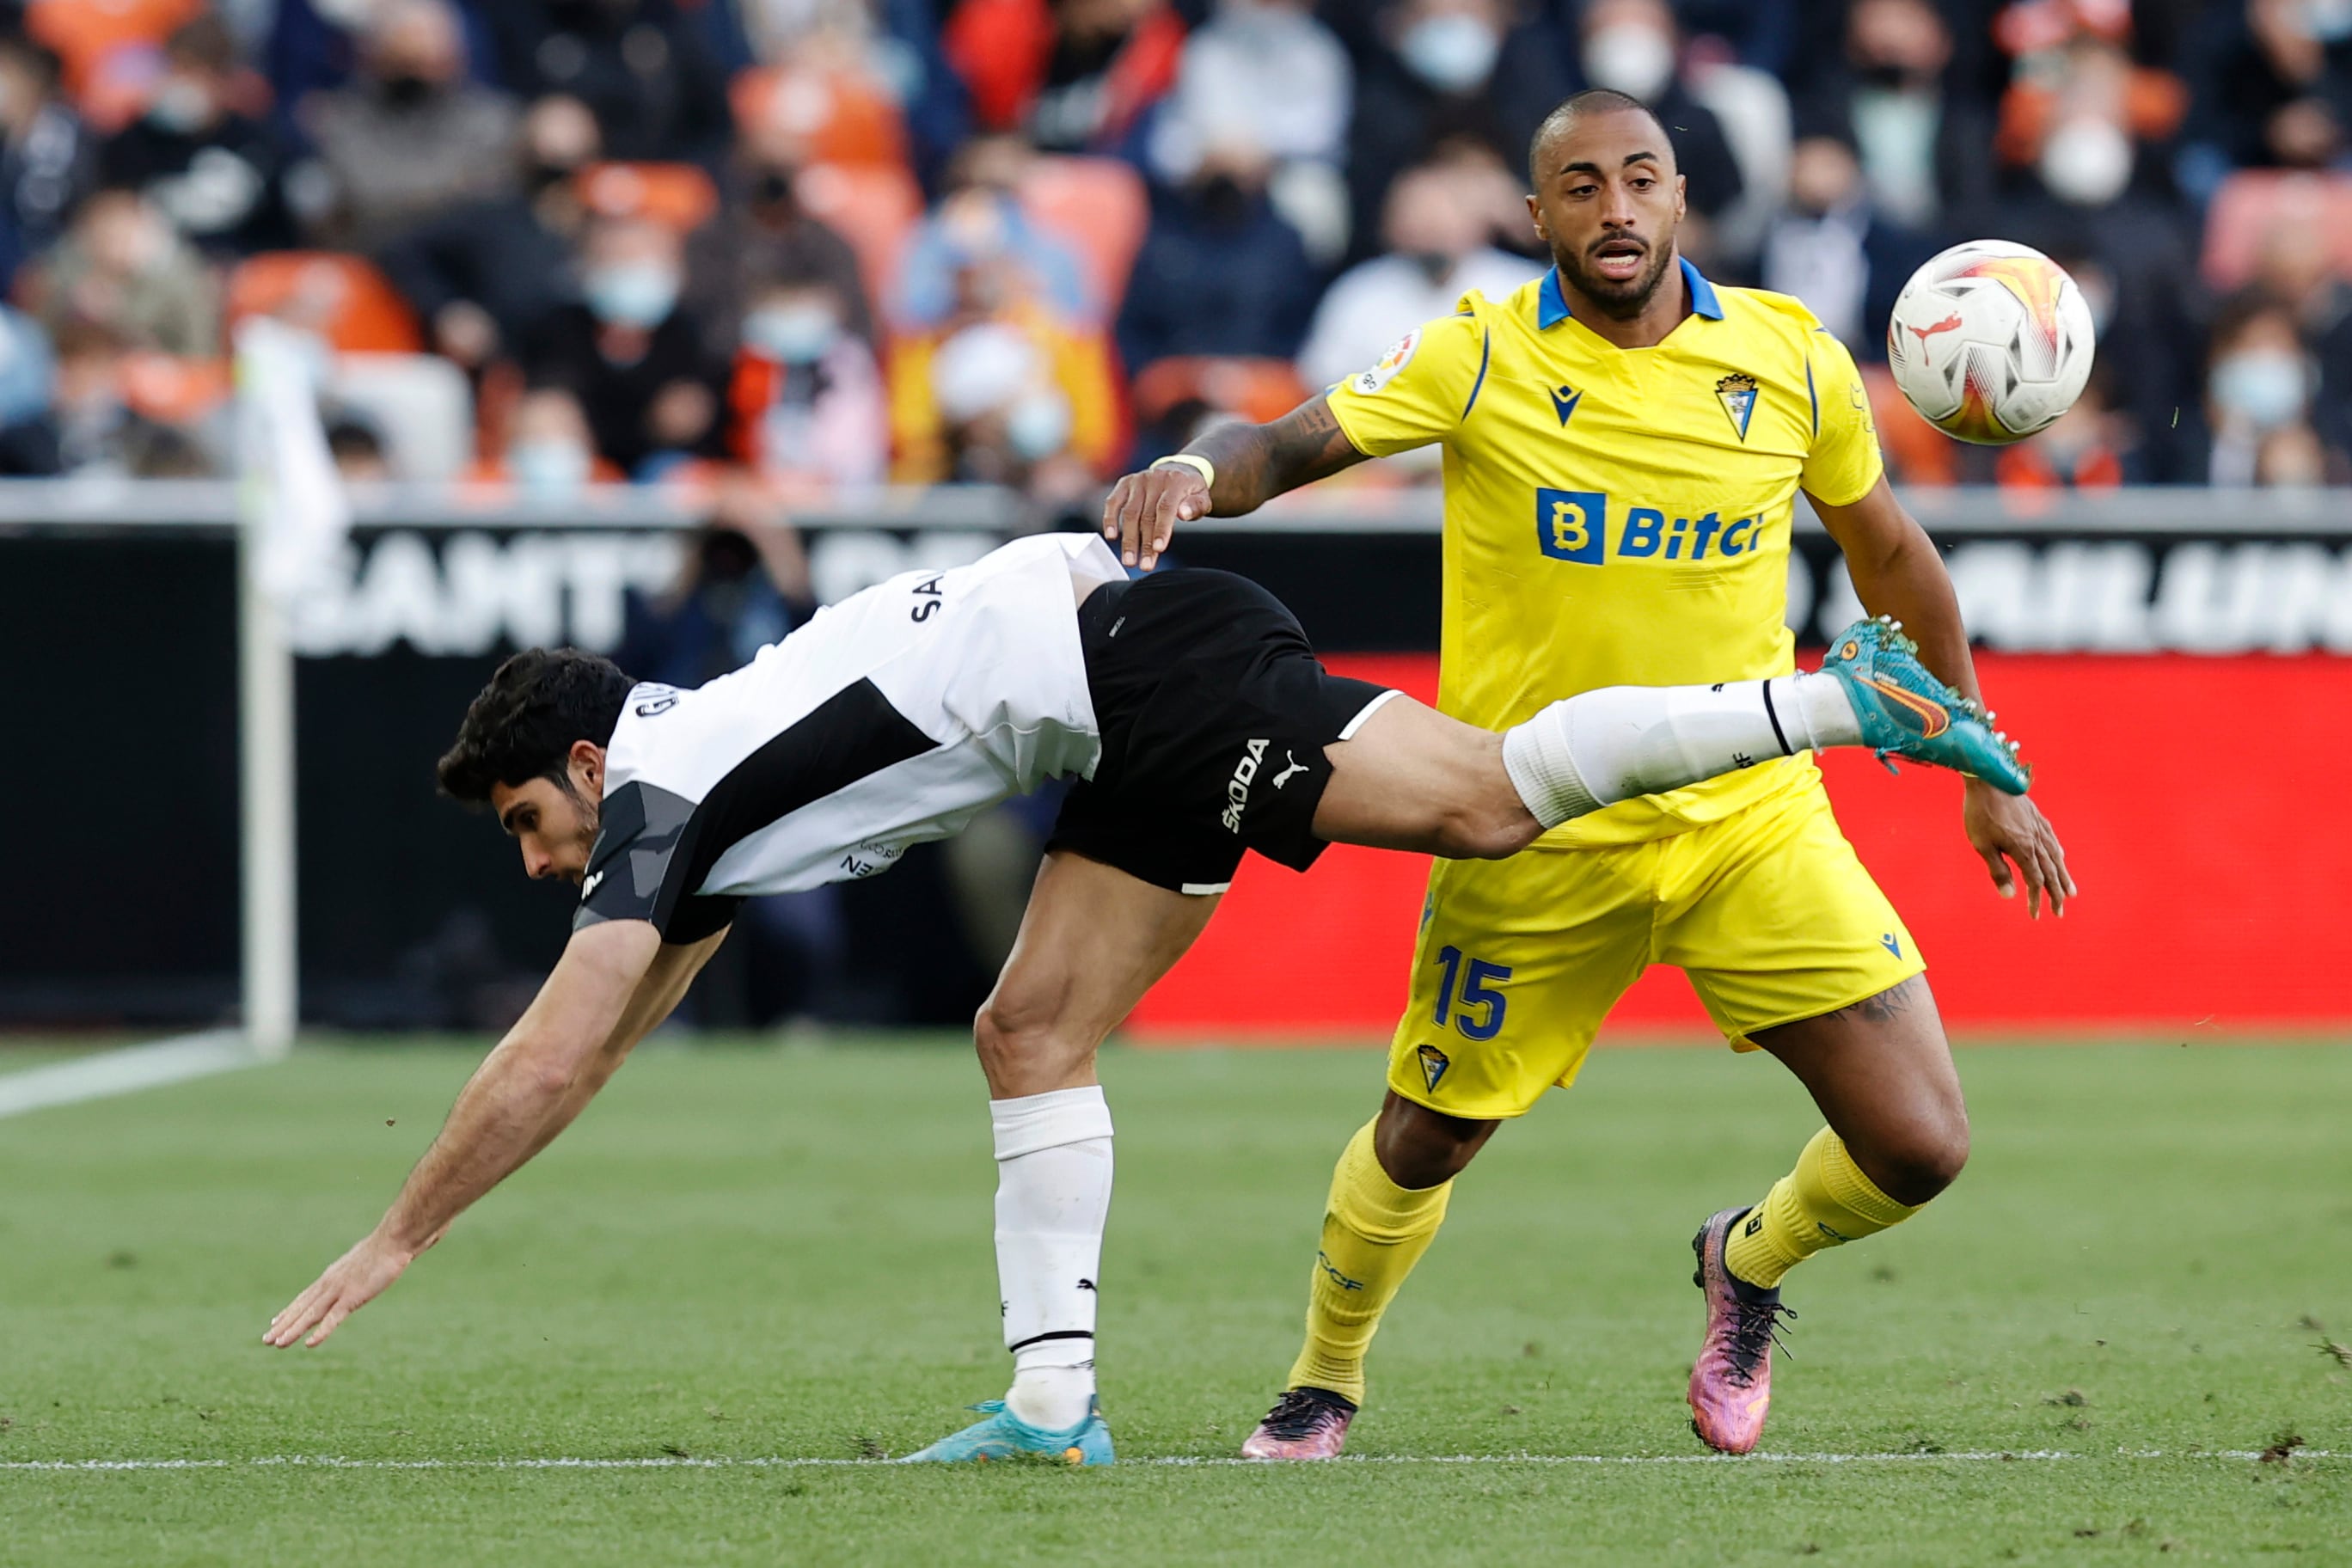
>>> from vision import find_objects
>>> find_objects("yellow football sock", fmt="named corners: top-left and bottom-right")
top-left (1284, 1119), bottom-right (1452, 1406)
top-left (1722, 1126), bottom-right (1920, 1290)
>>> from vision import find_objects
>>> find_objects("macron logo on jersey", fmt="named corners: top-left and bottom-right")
top-left (1548, 383), bottom-right (1582, 426)
top-left (1535, 489), bottom-right (1762, 566)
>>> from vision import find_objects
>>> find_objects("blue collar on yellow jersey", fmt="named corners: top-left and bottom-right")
top-left (1536, 256), bottom-right (1723, 329)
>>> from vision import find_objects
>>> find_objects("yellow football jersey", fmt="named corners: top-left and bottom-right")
top-left (1325, 260), bottom-right (1885, 847)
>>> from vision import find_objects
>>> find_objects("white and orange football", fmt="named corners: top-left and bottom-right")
top-left (1884, 239), bottom-right (2097, 445)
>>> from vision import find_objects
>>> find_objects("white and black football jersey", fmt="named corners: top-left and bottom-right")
top-left (576, 534), bottom-right (1124, 942)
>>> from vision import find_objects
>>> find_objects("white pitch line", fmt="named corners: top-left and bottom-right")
top-left (0, 1449), bottom-right (2333, 1473)
top-left (0, 1030), bottom-right (269, 1121)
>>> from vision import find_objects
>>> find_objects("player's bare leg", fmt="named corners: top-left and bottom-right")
top-left (903, 851), bottom-right (1218, 1466)
top-left (1687, 977), bottom-right (1965, 1453)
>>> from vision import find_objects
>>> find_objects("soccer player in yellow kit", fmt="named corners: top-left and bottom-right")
top-left (1101, 89), bottom-right (2074, 1456)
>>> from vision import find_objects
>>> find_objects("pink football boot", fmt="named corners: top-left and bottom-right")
top-left (1687, 1206), bottom-right (1798, 1454)
top-left (1240, 1387), bottom-right (1357, 1460)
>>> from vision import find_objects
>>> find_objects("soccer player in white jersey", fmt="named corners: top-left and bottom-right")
top-left (265, 532), bottom-right (2025, 1465)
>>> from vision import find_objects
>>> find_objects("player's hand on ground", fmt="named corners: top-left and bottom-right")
top-left (1101, 464), bottom-right (1209, 570)
top-left (1963, 781), bottom-right (2075, 919)
top-left (263, 1228), bottom-right (426, 1349)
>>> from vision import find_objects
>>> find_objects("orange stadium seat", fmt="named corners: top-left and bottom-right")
top-left (575, 162), bottom-right (720, 232)
top-left (25, 0), bottom-right (198, 97)
top-left (793, 161), bottom-right (924, 319)
top-left (226, 253), bottom-right (421, 355)
top-left (730, 62), bottom-right (910, 170)
top-left (1018, 156), bottom-right (1148, 315)
top-left (118, 352), bottom-right (230, 427)
top-left (2200, 170), bottom-right (2352, 293)
top-left (1130, 356), bottom-right (1310, 429)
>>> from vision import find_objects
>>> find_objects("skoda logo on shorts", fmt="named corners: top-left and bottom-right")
top-left (1222, 738), bottom-right (1271, 833)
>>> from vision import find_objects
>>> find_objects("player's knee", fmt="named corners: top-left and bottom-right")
top-left (1873, 1113), bottom-right (1970, 1205)
top-left (1432, 799), bottom-right (1536, 861)
top-left (971, 985), bottom-right (1083, 1083)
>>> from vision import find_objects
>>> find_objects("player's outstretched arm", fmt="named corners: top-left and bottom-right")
top-left (263, 921), bottom-right (721, 1349)
top-left (1811, 477), bottom-right (2076, 917)
top-left (1102, 393), bottom-right (1368, 568)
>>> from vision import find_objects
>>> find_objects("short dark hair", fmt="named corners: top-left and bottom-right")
top-left (1528, 89), bottom-right (1671, 182)
top-left (437, 648), bottom-right (633, 803)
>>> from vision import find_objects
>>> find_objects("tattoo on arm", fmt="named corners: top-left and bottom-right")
top-left (1188, 395), bottom-right (1366, 515)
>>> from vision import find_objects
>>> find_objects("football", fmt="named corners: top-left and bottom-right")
top-left (1884, 240), bottom-right (2097, 445)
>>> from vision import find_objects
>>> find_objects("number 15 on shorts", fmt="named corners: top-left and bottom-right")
top-left (1432, 945), bottom-right (1512, 1040)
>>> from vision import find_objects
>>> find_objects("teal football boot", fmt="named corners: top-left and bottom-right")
top-left (897, 1397), bottom-right (1115, 1467)
top-left (1818, 616), bottom-right (2030, 794)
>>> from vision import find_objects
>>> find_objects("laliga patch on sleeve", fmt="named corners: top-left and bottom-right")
top-left (1352, 329), bottom-right (1420, 395)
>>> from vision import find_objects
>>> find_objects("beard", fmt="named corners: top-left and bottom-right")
top-left (1552, 233), bottom-right (1678, 321)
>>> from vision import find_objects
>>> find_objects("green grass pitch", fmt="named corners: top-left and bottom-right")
top-left (1, 1037), bottom-right (2347, 1565)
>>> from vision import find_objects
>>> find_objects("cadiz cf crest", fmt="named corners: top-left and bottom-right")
top-left (1715, 371), bottom-right (1759, 441)
top-left (1416, 1044), bottom-right (1450, 1092)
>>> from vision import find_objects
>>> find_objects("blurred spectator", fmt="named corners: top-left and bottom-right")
top-left (2253, 420), bottom-right (2336, 484)
top-left (520, 213), bottom-right (728, 474)
top-left (0, 32), bottom-right (95, 292)
top-left (1759, 135), bottom-right (1931, 359)
top-left (728, 274), bottom-right (888, 488)
top-left (1342, 0), bottom-right (1542, 266)
top-left (478, 0), bottom-right (732, 167)
top-left (100, 15), bottom-right (296, 257)
top-left (375, 95), bottom-right (600, 374)
top-left (1673, 0), bottom-right (1797, 80)
top-left (325, 411), bottom-right (395, 481)
top-left (890, 278), bottom-right (1119, 491)
top-left (945, 0), bottom-right (1184, 157)
top-left (1795, 0), bottom-right (1995, 234)
top-left (475, 385), bottom-right (625, 498)
top-left (683, 122), bottom-right (875, 358)
top-left (1295, 160), bottom-right (1540, 391)
top-left (2205, 297), bottom-right (2342, 485)
top-left (0, 319), bottom-right (212, 476)
top-left (892, 133), bottom-right (1092, 328)
top-left (2242, 219), bottom-right (2352, 461)
top-left (746, 0), bottom-right (971, 182)
top-left (2201, 0), bottom-right (2352, 171)
top-left (1118, 143), bottom-right (1320, 371)
top-left (1150, 0), bottom-right (1351, 258)
top-left (24, 187), bottom-right (219, 358)
top-left (1522, 0), bottom-right (1744, 254)
top-left (299, 0), bottom-right (520, 251)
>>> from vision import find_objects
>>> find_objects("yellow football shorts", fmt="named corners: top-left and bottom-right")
top-left (1386, 778), bottom-right (1926, 1121)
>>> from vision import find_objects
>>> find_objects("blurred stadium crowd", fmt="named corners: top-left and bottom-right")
top-left (0, 0), bottom-right (2347, 505)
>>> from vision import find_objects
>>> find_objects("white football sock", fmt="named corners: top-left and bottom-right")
top-left (991, 1085), bottom-right (1113, 1431)
top-left (1502, 675), bottom-right (1863, 830)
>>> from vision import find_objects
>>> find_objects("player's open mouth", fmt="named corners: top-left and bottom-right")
top-left (1591, 239), bottom-right (1645, 281)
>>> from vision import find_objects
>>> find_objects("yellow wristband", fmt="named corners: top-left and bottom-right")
top-left (1148, 453), bottom-right (1216, 491)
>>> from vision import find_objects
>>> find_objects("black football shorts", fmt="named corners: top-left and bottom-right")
top-left (1048, 568), bottom-right (1398, 895)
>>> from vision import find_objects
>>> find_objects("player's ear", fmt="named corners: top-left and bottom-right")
top-left (1674, 174), bottom-right (1687, 221)
top-left (1524, 191), bottom-right (1546, 246)
top-left (569, 738), bottom-right (605, 799)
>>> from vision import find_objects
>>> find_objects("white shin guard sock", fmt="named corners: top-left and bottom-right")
top-left (1502, 675), bottom-right (1863, 830)
top-left (991, 1085), bottom-right (1113, 1430)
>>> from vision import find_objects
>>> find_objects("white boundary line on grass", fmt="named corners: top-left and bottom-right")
top-left (0, 1449), bottom-right (2335, 1473)
top-left (0, 1030), bottom-right (270, 1121)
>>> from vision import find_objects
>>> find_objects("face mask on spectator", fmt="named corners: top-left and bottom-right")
top-left (509, 438), bottom-right (592, 498)
top-left (1006, 392), bottom-right (1072, 462)
top-left (379, 72), bottom-right (438, 108)
top-left (2039, 119), bottom-right (2132, 207)
top-left (2212, 349), bottom-right (2308, 432)
top-left (745, 303), bottom-right (839, 364)
top-left (584, 263), bottom-right (679, 328)
top-left (1399, 15), bottom-right (1502, 95)
top-left (147, 77), bottom-right (214, 134)
top-left (1583, 24), bottom-right (1675, 101)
